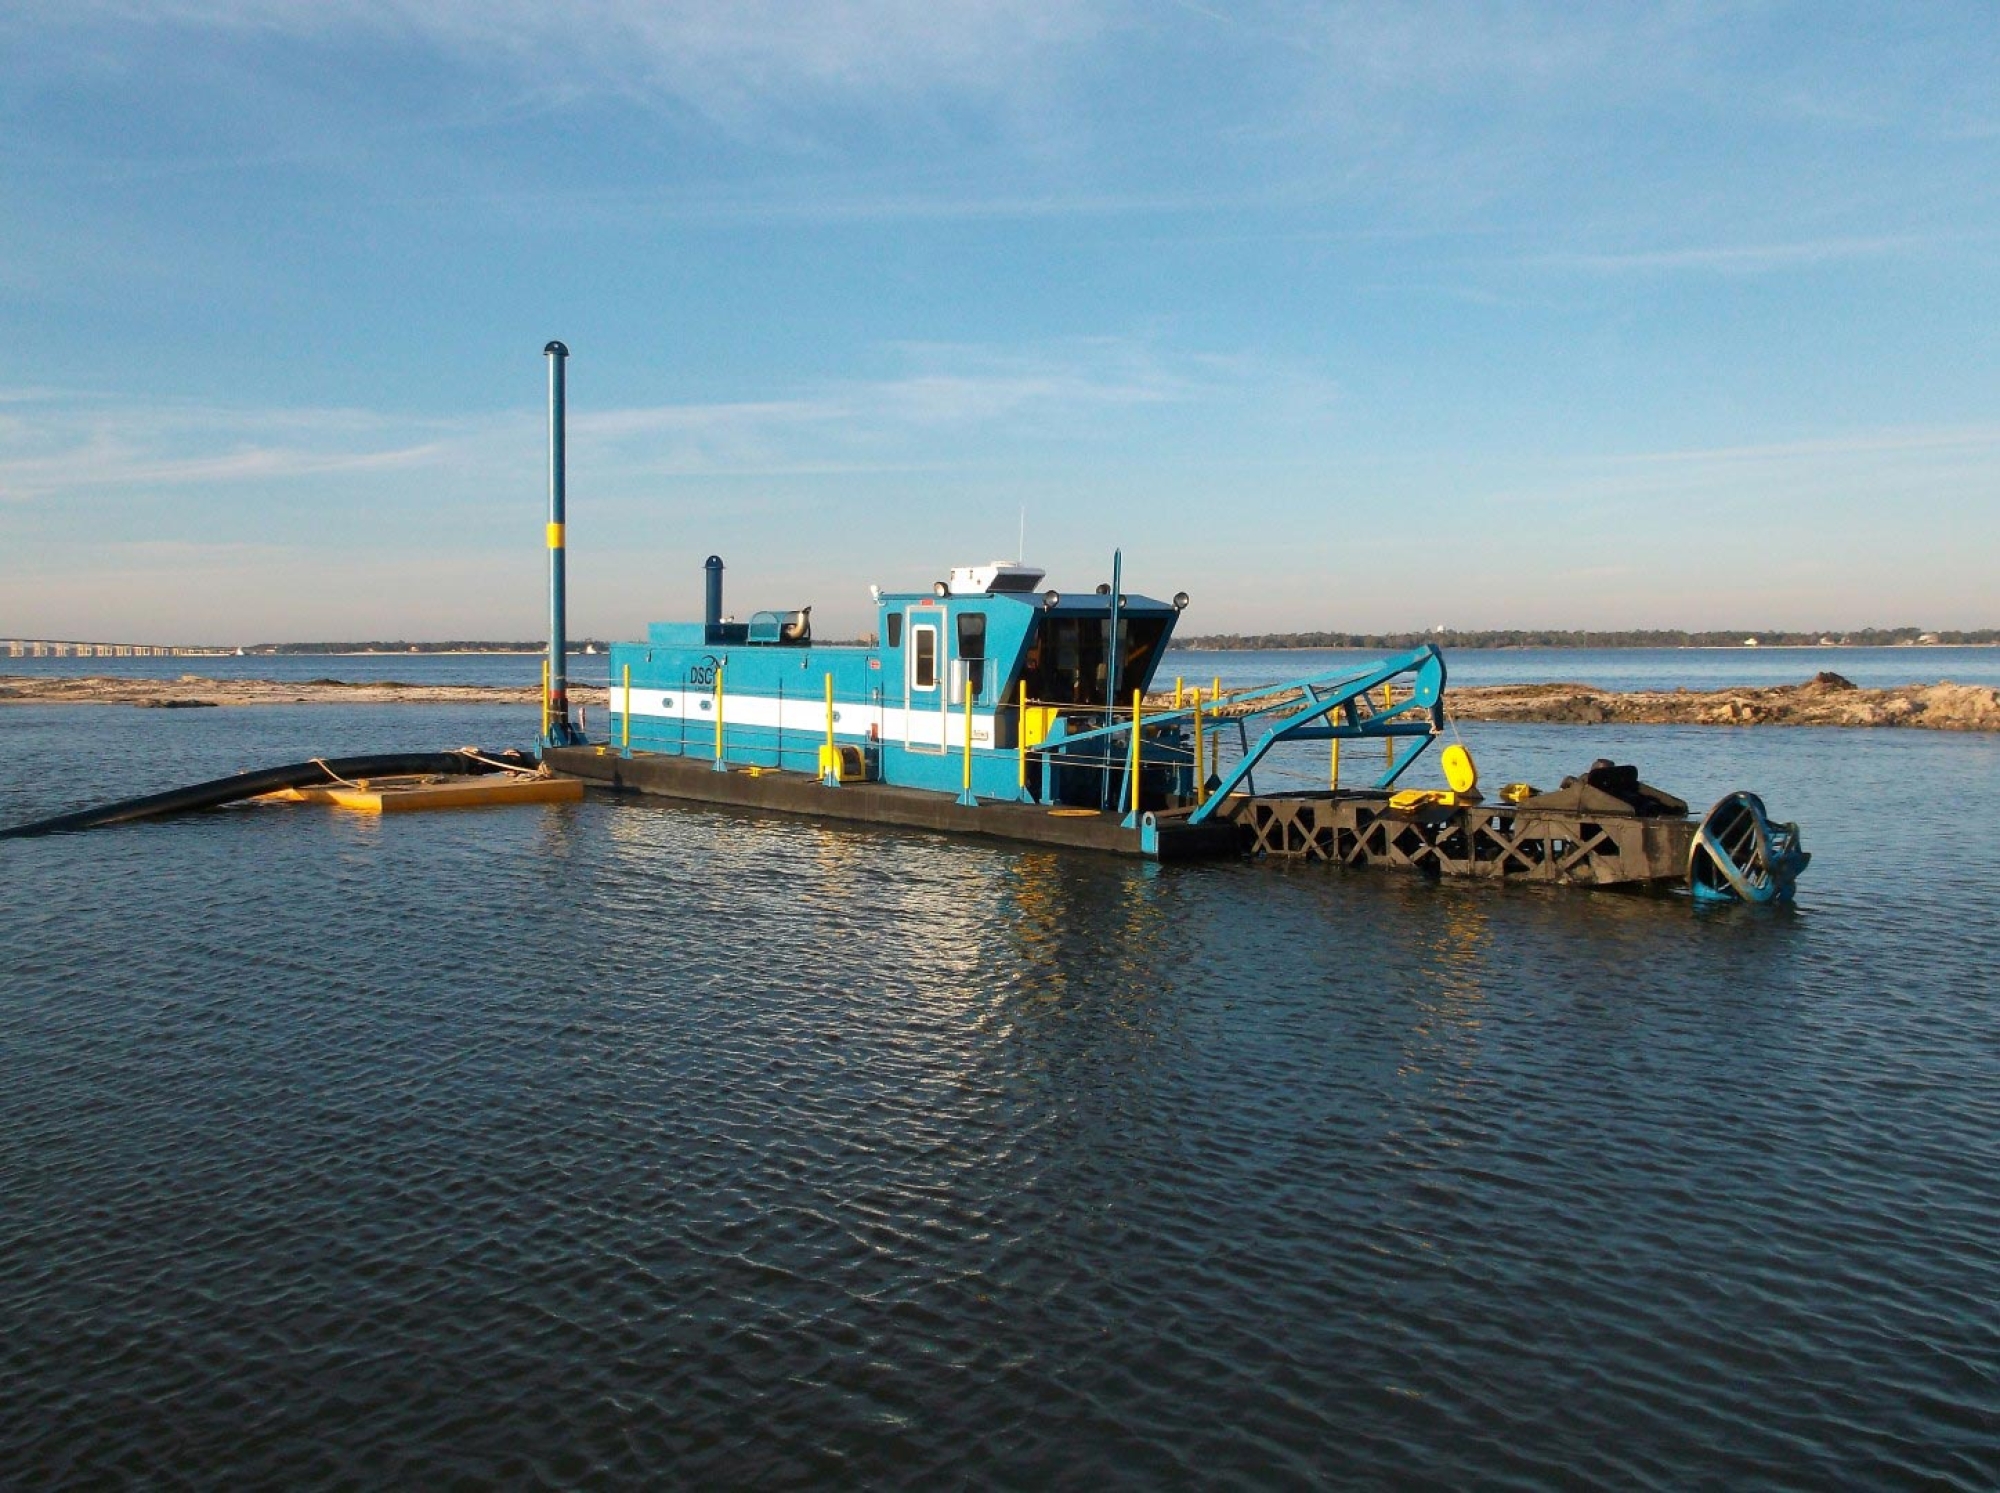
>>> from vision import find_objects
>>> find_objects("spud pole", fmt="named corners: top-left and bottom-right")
top-left (541, 340), bottom-right (582, 748)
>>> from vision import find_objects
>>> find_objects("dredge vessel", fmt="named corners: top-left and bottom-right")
top-left (533, 344), bottom-right (1807, 900)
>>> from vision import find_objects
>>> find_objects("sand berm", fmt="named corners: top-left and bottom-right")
top-left (4, 670), bottom-right (1997, 731)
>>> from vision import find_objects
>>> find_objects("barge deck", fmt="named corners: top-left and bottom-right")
top-left (548, 748), bottom-right (1696, 886)
top-left (544, 746), bottom-right (1243, 860)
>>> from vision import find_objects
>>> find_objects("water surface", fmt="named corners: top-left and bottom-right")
top-left (2, 704), bottom-right (1995, 1487)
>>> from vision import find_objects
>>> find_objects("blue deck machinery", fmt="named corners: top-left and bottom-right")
top-left (535, 345), bottom-right (1807, 899)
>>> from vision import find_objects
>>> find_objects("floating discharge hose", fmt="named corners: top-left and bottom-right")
top-left (0, 750), bottom-right (534, 839)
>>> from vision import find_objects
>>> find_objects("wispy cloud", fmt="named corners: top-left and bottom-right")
top-left (1481, 422), bottom-right (2000, 524)
top-left (64, 0), bottom-right (1116, 131)
top-left (1623, 424), bottom-right (2000, 468)
top-left (481, 183), bottom-right (1255, 229)
top-left (569, 339), bottom-right (1242, 481)
top-left (17, 0), bottom-right (1991, 251)
top-left (1532, 235), bottom-right (1938, 275)
top-left (0, 338), bottom-right (1262, 503)
top-left (0, 394), bottom-right (481, 504)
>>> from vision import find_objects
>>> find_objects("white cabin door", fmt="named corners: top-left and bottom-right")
top-left (903, 610), bottom-right (946, 752)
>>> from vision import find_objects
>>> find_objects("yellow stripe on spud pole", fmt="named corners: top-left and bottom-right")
top-left (546, 522), bottom-right (565, 549)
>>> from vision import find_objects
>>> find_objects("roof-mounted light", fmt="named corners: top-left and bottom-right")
top-left (1173, 591), bottom-right (1190, 611)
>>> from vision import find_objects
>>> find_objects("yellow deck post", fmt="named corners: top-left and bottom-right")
top-left (713, 664), bottom-right (726, 768)
top-left (1129, 687), bottom-right (1142, 817)
top-left (959, 676), bottom-right (976, 805)
top-left (1193, 693), bottom-right (1206, 806)
top-left (1017, 678), bottom-right (1029, 796)
top-left (824, 673), bottom-right (837, 782)
top-left (541, 659), bottom-right (551, 740)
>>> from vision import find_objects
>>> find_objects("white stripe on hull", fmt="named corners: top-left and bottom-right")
top-left (614, 687), bottom-right (995, 748)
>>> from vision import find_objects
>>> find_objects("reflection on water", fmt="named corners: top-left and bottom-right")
top-left (1, 704), bottom-right (1997, 1487)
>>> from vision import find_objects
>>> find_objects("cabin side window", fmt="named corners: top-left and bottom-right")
top-left (885, 613), bottom-right (902, 648)
top-left (956, 611), bottom-right (986, 696)
top-left (912, 624), bottom-right (937, 689)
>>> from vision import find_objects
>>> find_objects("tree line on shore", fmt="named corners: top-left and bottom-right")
top-left (1170, 626), bottom-right (1999, 651)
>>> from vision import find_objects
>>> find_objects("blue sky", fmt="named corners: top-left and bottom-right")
top-left (3, 2), bottom-right (1995, 643)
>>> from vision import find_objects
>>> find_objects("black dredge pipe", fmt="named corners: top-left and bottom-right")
top-left (0, 750), bottom-right (532, 839)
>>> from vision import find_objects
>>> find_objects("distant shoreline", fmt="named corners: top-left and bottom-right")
top-left (7, 636), bottom-right (1992, 660)
top-left (1169, 641), bottom-right (1999, 653)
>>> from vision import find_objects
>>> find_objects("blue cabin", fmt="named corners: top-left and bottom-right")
top-left (607, 555), bottom-right (1195, 809)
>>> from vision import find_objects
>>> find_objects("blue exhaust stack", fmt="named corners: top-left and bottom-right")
top-left (705, 554), bottom-right (725, 639)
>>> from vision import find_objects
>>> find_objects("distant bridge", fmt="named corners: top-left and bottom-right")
top-left (4, 639), bottom-right (232, 658)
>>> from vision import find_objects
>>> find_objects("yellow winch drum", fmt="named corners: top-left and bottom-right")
top-left (817, 743), bottom-right (874, 783)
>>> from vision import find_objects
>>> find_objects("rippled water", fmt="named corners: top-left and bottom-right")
top-left (3, 703), bottom-right (1997, 1488)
